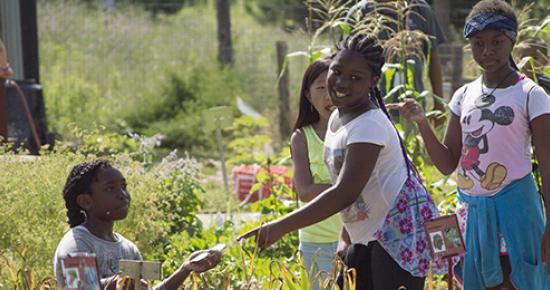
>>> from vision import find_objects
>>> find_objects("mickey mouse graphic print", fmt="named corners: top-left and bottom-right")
top-left (449, 76), bottom-right (550, 196)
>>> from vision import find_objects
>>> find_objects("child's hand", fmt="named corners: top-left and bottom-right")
top-left (182, 250), bottom-right (222, 273)
top-left (386, 99), bottom-right (427, 124)
top-left (102, 275), bottom-right (148, 290)
top-left (237, 221), bottom-right (284, 251)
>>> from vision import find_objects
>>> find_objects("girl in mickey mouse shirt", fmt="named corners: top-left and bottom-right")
top-left (389, 1), bottom-right (550, 289)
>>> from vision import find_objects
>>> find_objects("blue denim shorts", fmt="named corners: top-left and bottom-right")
top-left (299, 241), bottom-right (338, 290)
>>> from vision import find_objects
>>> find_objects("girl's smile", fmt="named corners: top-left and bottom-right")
top-left (334, 92), bottom-right (348, 99)
top-left (327, 49), bottom-right (378, 112)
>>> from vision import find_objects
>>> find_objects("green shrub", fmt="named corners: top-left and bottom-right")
top-left (156, 168), bottom-right (204, 238)
top-left (0, 131), bottom-right (203, 286)
top-left (225, 116), bottom-right (271, 165)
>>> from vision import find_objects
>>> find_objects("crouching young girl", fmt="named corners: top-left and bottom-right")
top-left (54, 160), bottom-right (221, 290)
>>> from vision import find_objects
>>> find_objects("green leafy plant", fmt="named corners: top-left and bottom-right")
top-left (225, 116), bottom-right (272, 166)
top-left (0, 130), bottom-right (202, 287)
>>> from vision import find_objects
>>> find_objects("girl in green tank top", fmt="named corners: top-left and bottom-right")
top-left (289, 58), bottom-right (342, 290)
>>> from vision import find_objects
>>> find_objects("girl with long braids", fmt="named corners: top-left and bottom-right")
top-left (54, 160), bottom-right (222, 290)
top-left (239, 33), bottom-right (441, 289)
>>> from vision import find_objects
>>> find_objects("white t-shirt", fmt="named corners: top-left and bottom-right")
top-left (324, 108), bottom-right (408, 244)
top-left (449, 76), bottom-right (550, 196)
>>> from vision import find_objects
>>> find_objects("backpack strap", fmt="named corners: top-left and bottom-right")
top-left (526, 85), bottom-right (537, 130)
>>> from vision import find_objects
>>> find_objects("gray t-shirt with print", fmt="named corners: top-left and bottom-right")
top-left (54, 225), bottom-right (142, 289)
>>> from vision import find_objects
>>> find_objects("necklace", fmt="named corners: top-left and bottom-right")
top-left (480, 69), bottom-right (517, 97)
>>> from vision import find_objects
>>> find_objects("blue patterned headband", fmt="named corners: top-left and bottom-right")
top-left (464, 13), bottom-right (517, 41)
top-left (464, 13), bottom-right (518, 70)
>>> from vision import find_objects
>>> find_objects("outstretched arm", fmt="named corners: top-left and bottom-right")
top-left (290, 130), bottom-right (331, 202)
top-left (387, 99), bottom-right (462, 175)
top-left (157, 250), bottom-right (221, 290)
top-left (238, 143), bottom-right (381, 250)
top-left (101, 251), bottom-right (222, 290)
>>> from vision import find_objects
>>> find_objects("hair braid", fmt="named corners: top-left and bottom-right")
top-left (336, 34), bottom-right (385, 77)
top-left (62, 160), bottom-right (111, 228)
top-left (372, 87), bottom-right (422, 179)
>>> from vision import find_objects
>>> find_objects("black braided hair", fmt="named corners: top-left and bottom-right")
top-left (62, 160), bottom-right (112, 228)
top-left (335, 33), bottom-right (419, 179)
top-left (336, 34), bottom-right (385, 77)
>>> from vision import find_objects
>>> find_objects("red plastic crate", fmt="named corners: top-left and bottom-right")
top-left (233, 165), bottom-right (293, 203)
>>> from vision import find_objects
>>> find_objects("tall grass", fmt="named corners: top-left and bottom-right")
top-left (38, 0), bottom-right (311, 152)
